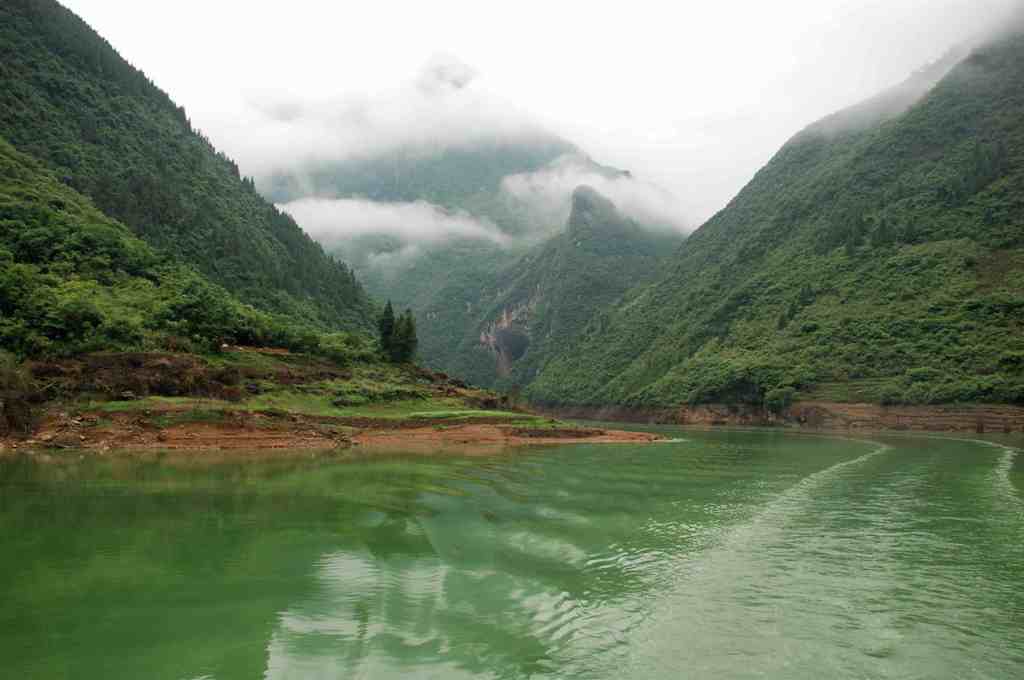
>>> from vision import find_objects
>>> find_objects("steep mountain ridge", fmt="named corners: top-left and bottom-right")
top-left (0, 135), bottom-right (344, 357)
top-left (276, 124), bottom-right (645, 377)
top-left (528, 29), bottom-right (1024, 408)
top-left (421, 186), bottom-right (682, 388)
top-left (0, 0), bottom-right (375, 331)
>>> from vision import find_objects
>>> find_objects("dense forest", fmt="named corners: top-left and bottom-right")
top-left (0, 136), bottom-right (374, 362)
top-left (0, 0), bottom-right (375, 331)
top-left (527, 30), bottom-right (1024, 408)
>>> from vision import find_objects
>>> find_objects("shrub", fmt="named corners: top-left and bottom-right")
top-left (905, 367), bottom-right (944, 384)
top-left (0, 351), bottom-right (36, 435)
top-left (764, 386), bottom-right (796, 414)
top-left (317, 332), bottom-right (377, 367)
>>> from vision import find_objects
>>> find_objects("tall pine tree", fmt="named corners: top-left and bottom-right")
top-left (389, 310), bottom-right (418, 363)
top-left (378, 300), bottom-right (395, 356)
top-left (402, 311), bottom-right (418, 362)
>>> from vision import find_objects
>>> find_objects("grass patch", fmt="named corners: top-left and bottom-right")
top-left (86, 396), bottom-right (218, 413)
top-left (408, 409), bottom-right (528, 420)
top-left (57, 356), bottom-right (527, 426)
top-left (499, 417), bottom-right (575, 430)
top-left (151, 409), bottom-right (230, 428)
top-left (798, 379), bottom-right (896, 403)
top-left (242, 391), bottom-right (340, 417)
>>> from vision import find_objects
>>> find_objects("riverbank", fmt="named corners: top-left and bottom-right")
top-left (0, 410), bottom-right (659, 455)
top-left (0, 349), bottom-right (660, 454)
top-left (541, 400), bottom-right (1024, 434)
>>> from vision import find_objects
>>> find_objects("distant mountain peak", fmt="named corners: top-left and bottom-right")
top-left (570, 184), bottom-right (612, 209)
top-left (567, 185), bottom-right (626, 236)
top-left (800, 44), bottom-right (968, 140)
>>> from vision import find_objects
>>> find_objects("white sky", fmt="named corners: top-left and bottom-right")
top-left (63, 0), bottom-right (1018, 222)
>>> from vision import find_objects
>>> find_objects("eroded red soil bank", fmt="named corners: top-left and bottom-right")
top-left (544, 401), bottom-right (1024, 434)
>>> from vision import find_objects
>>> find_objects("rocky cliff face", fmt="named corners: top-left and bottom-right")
top-left (466, 186), bottom-right (682, 385)
top-left (479, 304), bottom-right (534, 377)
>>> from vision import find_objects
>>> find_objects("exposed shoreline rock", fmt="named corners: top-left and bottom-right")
top-left (0, 410), bottom-right (661, 456)
top-left (542, 401), bottom-right (1024, 434)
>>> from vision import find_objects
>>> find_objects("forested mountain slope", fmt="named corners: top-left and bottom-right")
top-left (529, 30), bottom-right (1024, 408)
top-left (0, 0), bottom-right (374, 331)
top-left (0, 136), bottom-right (349, 357)
top-left (421, 187), bottom-right (682, 388)
top-left (286, 135), bottom-right (634, 376)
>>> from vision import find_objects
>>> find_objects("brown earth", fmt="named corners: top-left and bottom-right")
top-left (353, 424), bottom-right (660, 452)
top-left (1, 410), bottom-right (349, 453)
top-left (544, 401), bottom-right (1024, 434)
top-left (786, 401), bottom-right (1024, 433)
top-left (0, 409), bottom-right (660, 456)
top-left (28, 350), bottom-right (350, 404)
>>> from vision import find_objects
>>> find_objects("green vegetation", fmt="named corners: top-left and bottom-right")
top-left (364, 239), bottom-right (522, 376)
top-left (378, 300), bottom-right (419, 364)
top-left (0, 0), bottom-right (375, 331)
top-left (306, 139), bottom-right (633, 385)
top-left (765, 387), bottom-right (796, 414)
top-left (0, 137), bottom-right (376, 361)
top-left (421, 186), bottom-right (682, 388)
top-left (58, 352), bottom-right (531, 427)
top-left (528, 32), bottom-right (1024, 408)
top-left (0, 351), bottom-right (36, 434)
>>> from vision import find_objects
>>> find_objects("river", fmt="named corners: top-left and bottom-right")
top-left (1, 429), bottom-right (1021, 678)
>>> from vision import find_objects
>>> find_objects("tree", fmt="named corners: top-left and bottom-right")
top-left (844, 214), bottom-right (865, 256)
top-left (402, 311), bottom-right (419, 361)
top-left (0, 352), bottom-right (35, 435)
top-left (378, 300), bottom-right (395, 356)
top-left (870, 217), bottom-right (895, 248)
top-left (898, 219), bottom-right (919, 244)
top-left (389, 310), bottom-right (418, 363)
top-left (764, 386), bottom-right (795, 414)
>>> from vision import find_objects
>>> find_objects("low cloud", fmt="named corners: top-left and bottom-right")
top-left (277, 197), bottom-right (509, 249)
top-left (502, 155), bottom-right (691, 232)
top-left (415, 53), bottom-right (478, 95)
top-left (220, 54), bottom-right (547, 182)
top-left (216, 55), bottom-right (692, 235)
top-left (364, 245), bottom-right (424, 271)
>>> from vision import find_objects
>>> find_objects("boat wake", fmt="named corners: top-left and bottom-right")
top-left (990, 445), bottom-right (1022, 517)
top-left (912, 434), bottom-right (1022, 518)
top-left (615, 437), bottom-right (893, 676)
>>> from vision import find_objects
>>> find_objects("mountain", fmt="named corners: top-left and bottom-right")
top-left (0, 135), bottom-right (344, 357)
top-left (527, 30), bottom-right (1024, 409)
top-left (265, 136), bottom-right (580, 236)
top-left (327, 147), bottom-right (637, 329)
top-left (0, 0), bottom-right (375, 331)
top-left (265, 105), bottom-right (663, 382)
top-left (305, 143), bottom-right (636, 313)
top-left (420, 186), bottom-right (682, 388)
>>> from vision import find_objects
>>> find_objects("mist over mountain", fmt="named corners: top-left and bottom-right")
top-left (528, 25), bottom-right (1024, 409)
top-left (422, 186), bottom-right (683, 389)
top-left (250, 56), bottom-right (690, 257)
top-left (235, 54), bottom-right (692, 380)
top-left (4, 0), bottom-right (1022, 414)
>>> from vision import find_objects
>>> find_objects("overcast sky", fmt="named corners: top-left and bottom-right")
top-left (64, 0), bottom-right (1018, 222)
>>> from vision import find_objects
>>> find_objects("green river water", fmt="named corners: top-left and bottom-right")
top-left (1, 429), bottom-right (1022, 679)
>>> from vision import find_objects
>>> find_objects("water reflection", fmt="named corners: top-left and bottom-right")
top-left (1, 431), bottom-right (1022, 679)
